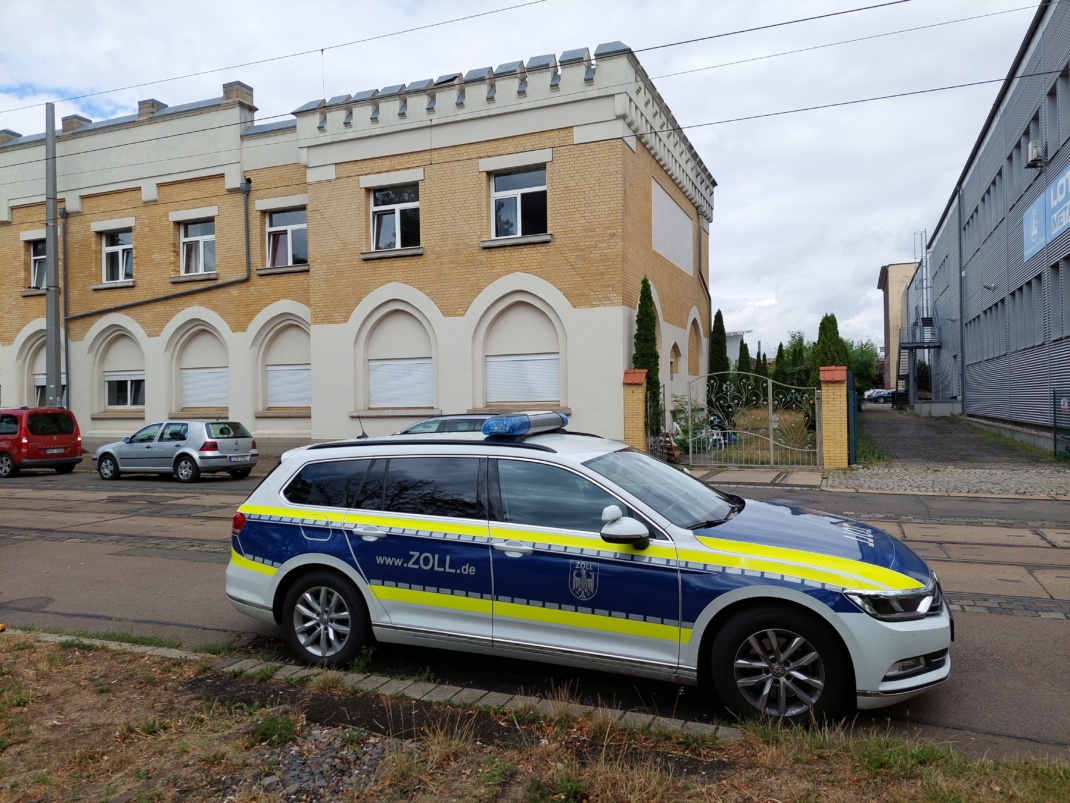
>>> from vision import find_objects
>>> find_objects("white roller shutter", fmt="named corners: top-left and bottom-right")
top-left (267, 364), bottom-right (311, 407)
top-left (181, 367), bottom-right (229, 407)
top-left (369, 357), bottom-right (433, 408)
top-left (486, 354), bottom-right (559, 403)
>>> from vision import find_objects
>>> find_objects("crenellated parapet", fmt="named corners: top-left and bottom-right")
top-left (287, 43), bottom-right (715, 220)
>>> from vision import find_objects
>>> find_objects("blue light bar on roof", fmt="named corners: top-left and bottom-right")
top-left (482, 412), bottom-right (568, 437)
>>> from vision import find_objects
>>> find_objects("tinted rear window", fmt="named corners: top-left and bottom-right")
top-left (207, 422), bottom-right (251, 439)
top-left (284, 460), bottom-right (371, 509)
top-left (27, 412), bottom-right (76, 436)
top-left (364, 457), bottom-right (483, 519)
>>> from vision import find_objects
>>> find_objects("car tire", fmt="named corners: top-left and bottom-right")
top-left (282, 571), bottom-right (371, 668)
top-left (97, 454), bottom-right (121, 481)
top-left (711, 605), bottom-right (851, 723)
top-left (0, 452), bottom-right (18, 479)
top-left (174, 456), bottom-right (200, 483)
top-left (55, 464), bottom-right (75, 474)
top-left (228, 468), bottom-right (252, 479)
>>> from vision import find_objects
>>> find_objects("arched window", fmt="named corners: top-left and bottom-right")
top-left (101, 333), bottom-right (145, 408)
top-left (484, 301), bottom-right (560, 405)
top-left (177, 329), bottom-right (228, 410)
top-left (366, 310), bottom-right (434, 409)
top-left (264, 325), bottom-right (311, 408)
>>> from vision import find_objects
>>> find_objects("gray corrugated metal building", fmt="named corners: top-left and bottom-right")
top-left (912, 0), bottom-right (1070, 441)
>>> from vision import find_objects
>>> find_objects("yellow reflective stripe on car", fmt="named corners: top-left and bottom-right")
top-left (240, 504), bottom-right (487, 538)
top-left (488, 525), bottom-right (678, 560)
top-left (371, 585), bottom-right (493, 616)
top-left (688, 537), bottom-right (922, 591)
top-left (495, 601), bottom-right (689, 644)
top-left (229, 548), bottom-right (277, 577)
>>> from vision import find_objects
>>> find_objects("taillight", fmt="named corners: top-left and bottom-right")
top-left (251, 438), bottom-right (257, 450)
top-left (199, 439), bottom-right (219, 452)
top-left (19, 426), bottom-right (28, 448)
top-left (231, 511), bottom-right (246, 537)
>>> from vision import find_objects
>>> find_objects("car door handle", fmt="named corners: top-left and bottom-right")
top-left (494, 540), bottom-right (533, 557)
top-left (354, 525), bottom-right (386, 541)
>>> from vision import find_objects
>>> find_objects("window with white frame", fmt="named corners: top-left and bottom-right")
top-left (102, 230), bottom-right (133, 282)
top-left (486, 353), bottom-right (560, 403)
top-left (266, 364), bottom-right (311, 407)
top-left (34, 373), bottom-right (67, 407)
top-left (368, 357), bottom-right (433, 408)
top-left (372, 185), bottom-right (420, 250)
top-left (181, 221), bottom-right (216, 275)
top-left (491, 168), bottom-right (547, 238)
top-left (267, 209), bottom-right (307, 267)
top-left (105, 370), bottom-right (145, 407)
top-left (30, 240), bottom-right (46, 289)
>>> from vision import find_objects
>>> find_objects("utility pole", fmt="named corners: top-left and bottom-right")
top-left (45, 102), bottom-right (63, 406)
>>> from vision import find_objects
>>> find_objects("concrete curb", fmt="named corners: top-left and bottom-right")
top-left (18, 630), bottom-right (742, 744)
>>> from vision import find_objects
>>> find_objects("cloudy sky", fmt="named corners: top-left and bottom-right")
top-left (0, 0), bottom-right (1038, 355)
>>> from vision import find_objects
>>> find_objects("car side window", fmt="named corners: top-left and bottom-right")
top-left (130, 424), bottom-right (161, 444)
top-left (284, 459), bottom-right (371, 509)
top-left (495, 459), bottom-right (620, 533)
top-left (0, 415), bottom-right (17, 436)
top-left (375, 457), bottom-right (483, 519)
top-left (161, 423), bottom-right (188, 441)
top-left (443, 419), bottom-right (481, 432)
top-left (404, 420), bottom-right (441, 434)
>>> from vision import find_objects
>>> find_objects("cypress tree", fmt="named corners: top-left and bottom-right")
top-left (737, 338), bottom-right (752, 373)
top-left (708, 310), bottom-right (730, 375)
top-left (772, 342), bottom-right (788, 385)
top-left (632, 277), bottom-right (663, 434)
top-left (810, 313), bottom-right (849, 387)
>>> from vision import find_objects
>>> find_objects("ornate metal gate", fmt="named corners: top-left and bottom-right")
top-left (679, 372), bottom-right (819, 467)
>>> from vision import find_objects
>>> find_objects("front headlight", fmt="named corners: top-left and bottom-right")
top-left (844, 576), bottom-right (942, 621)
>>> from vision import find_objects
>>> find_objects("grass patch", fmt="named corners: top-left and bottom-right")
top-left (248, 712), bottom-right (297, 747)
top-left (855, 431), bottom-right (890, 463)
top-left (960, 419), bottom-right (1058, 462)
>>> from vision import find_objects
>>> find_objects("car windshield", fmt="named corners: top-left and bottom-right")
top-left (207, 422), bottom-right (251, 439)
top-left (584, 448), bottom-right (735, 528)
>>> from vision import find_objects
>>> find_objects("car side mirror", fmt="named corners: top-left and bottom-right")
top-left (122, 437), bottom-right (131, 443)
top-left (599, 504), bottom-right (650, 550)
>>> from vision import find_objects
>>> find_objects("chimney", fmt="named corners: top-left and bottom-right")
top-left (0, 129), bottom-right (21, 145)
top-left (138, 99), bottom-right (168, 119)
top-left (62, 115), bottom-right (91, 133)
top-left (223, 81), bottom-right (255, 108)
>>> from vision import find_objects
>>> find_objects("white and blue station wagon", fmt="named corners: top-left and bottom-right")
top-left (226, 413), bottom-right (951, 721)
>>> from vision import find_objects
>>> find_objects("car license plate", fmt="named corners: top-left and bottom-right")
top-left (44, 447), bottom-right (65, 454)
top-left (228, 456), bottom-right (250, 463)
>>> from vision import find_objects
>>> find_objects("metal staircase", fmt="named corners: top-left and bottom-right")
top-left (894, 313), bottom-right (941, 407)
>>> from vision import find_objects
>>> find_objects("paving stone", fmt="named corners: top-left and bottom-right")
top-left (375, 679), bottom-right (414, 696)
top-left (222, 659), bottom-right (268, 675)
top-left (272, 664), bottom-right (306, 680)
top-left (399, 681), bottom-right (439, 700)
top-left (450, 688), bottom-right (491, 705)
top-left (504, 695), bottom-right (540, 713)
top-left (419, 685), bottom-right (464, 703)
top-left (616, 711), bottom-right (655, 729)
top-left (476, 691), bottom-right (516, 709)
top-left (339, 673), bottom-right (370, 688)
top-left (348, 674), bottom-right (392, 692)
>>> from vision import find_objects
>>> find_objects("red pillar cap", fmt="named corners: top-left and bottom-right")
top-left (819, 366), bottom-right (848, 382)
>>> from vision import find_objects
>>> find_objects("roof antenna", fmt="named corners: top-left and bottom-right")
top-left (355, 415), bottom-right (369, 439)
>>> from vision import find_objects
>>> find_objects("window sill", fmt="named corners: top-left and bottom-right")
top-left (360, 246), bottom-right (425, 261)
top-left (257, 265), bottom-right (310, 276)
top-left (256, 408), bottom-right (312, 418)
top-left (351, 408), bottom-right (440, 418)
top-left (20, 288), bottom-right (46, 297)
top-left (170, 272), bottom-right (219, 284)
top-left (91, 280), bottom-right (136, 291)
top-left (90, 410), bottom-right (146, 420)
top-left (480, 233), bottom-right (553, 249)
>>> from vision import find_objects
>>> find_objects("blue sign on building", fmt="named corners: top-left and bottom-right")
top-left (1024, 162), bottom-right (1070, 261)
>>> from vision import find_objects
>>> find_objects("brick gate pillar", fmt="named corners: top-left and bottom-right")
top-left (623, 369), bottom-right (648, 452)
top-left (819, 365), bottom-right (848, 469)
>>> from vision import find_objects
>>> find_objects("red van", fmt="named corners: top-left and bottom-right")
top-left (0, 407), bottom-right (83, 478)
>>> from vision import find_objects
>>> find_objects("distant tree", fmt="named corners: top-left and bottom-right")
top-left (916, 359), bottom-right (931, 393)
top-left (708, 310), bottom-right (731, 375)
top-left (754, 349), bottom-right (769, 378)
top-left (810, 313), bottom-right (849, 387)
top-left (772, 342), bottom-right (789, 385)
top-left (633, 277), bottom-right (663, 434)
top-left (786, 331), bottom-right (811, 388)
top-left (736, 338), bottom-right (752, 373)
top-left (845, 338), bottom-right (881, 392)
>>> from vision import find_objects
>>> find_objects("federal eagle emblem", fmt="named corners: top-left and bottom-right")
top-left (569, 560), bottom-right (598, 601)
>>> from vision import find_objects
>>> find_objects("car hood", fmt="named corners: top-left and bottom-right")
top-left (693, 498), bottom-right (931, 588)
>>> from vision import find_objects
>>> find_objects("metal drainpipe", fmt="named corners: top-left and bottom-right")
top-left (60, 207), bottom-right (71, 408)
top-left (956, 186), bottom-right (965, 414)
top-left (65, 177), bottom-right (254, 323)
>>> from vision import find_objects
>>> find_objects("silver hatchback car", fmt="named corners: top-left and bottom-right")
top-left (93, 420), bottom-right (258, 482)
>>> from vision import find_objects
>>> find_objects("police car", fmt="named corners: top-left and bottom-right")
top-left (226, 412), bottom-right (951, 721)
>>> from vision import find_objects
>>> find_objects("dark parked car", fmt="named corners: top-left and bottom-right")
top-left (869, 390), bottom-right (894, 404)
top-left (0, 407), bottom-right (83, 478)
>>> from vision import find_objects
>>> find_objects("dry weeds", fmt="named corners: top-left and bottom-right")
top-left (1, 632), bottom-right (1068, 802)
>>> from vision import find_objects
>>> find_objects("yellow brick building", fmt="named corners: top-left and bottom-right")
top-left (0, 44), bottom-right (715, 452)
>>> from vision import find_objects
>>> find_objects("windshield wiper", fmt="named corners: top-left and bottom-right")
top-left (688, 496), bottom-right (745, 530)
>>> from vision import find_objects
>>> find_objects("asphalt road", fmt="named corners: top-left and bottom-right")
top-left (2, 466), bottom-right (1068, 761)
